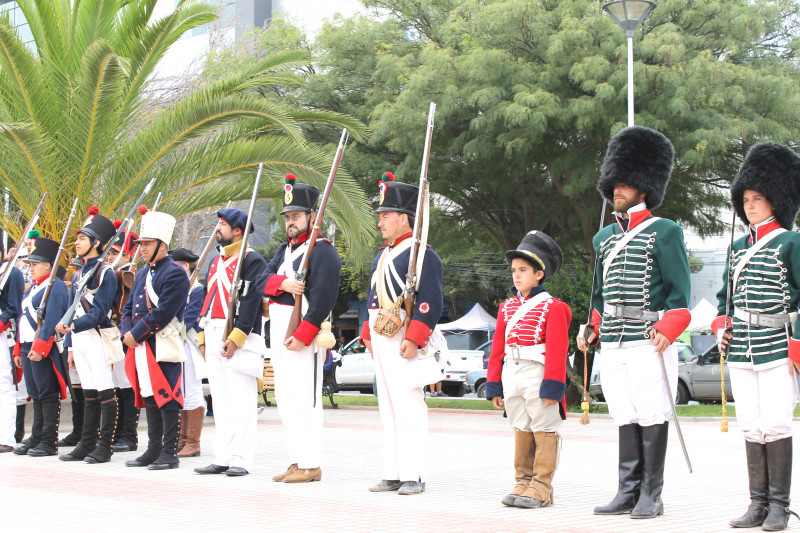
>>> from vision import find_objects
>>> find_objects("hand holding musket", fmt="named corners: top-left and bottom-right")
top-left (58, 178), bottom-right (156, 333)
top-left (35, 197), bottom-right (79, 330)
top-left (402, 103), bottom-right (436, 324)
top-left (284, 129), bottom-right (349, 341)
top-left (221, 164), bottom-right (263, 353)
top-left (0, 191), bottom-right (48, 296)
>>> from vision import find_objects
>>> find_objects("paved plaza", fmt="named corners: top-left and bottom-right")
top-left (1, 401), bottom-right (798, 533)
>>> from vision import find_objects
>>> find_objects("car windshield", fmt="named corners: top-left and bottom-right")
top-left (342, 339), bottom-right (366, 355)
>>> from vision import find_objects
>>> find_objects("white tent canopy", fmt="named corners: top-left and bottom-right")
top-left (437, 303), bottom-right (496, 332)
top-left (687, 298), bottom-right (719, 332)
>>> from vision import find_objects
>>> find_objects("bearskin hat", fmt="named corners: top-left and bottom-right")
top-left (597, 126), bottom-right (675, 210)
top-left (731, 142), bottom-right (800, 229)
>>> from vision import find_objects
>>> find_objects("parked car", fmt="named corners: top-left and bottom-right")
top-left (466, 369), bottom-right (488, 399)
top-left (334, 338), bottom-right (376, 394)
top-left (589, 341), bottom-right (732, 404)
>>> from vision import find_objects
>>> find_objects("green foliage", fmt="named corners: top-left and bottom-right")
top-left (0, 1), bottom-right (376, 263)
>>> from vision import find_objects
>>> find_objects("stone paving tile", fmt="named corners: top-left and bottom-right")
top-left (1, 402), bottom-right (798, 533)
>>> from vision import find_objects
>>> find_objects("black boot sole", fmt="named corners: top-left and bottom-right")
top-left (147, 462), bottom-right (179, 470)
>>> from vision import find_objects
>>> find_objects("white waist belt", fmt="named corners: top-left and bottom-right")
top-left (733, 307), bottom-right (796, 329)
top-left (505, 344), bottom-right (545, 363)
top-left (603, 303), bottom-right (664, 322)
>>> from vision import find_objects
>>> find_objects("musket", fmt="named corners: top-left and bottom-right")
top-left (0, 192), bottom-right (48, 295)
top-left (35, 197), bottom-right (79, 329)
top-left (403, 102), bottom-right (436, 322)
top-left (58, 178), bottom-right (156, 332)
top-left (221, 164), bottom-right (263, 350)
top-left (719, 209), bottom-right (738, 432)
top-left (285, 129), bottom-right (349, 340)
top-left (579, 199), bottom-right (607, 424)
top-left (189, 200), bottom-right (232, 287)
top-left (127, 191), bottom-right (162, 269)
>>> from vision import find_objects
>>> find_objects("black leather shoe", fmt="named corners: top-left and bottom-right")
top-left (125, 458), bottom-right (151, 467)
top-left (194, 464), bottom-right (228, 475)
top-left (225, 467), bottom-right (248, 477)
top-left (148, 461), bottom-right (179, 470)
top-left (112, 441), bottom-right (137, 452)
top-left (369, 479), bottom-right (403, 492)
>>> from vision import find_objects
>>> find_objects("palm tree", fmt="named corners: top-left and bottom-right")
top-left (0, 0), bottom-right (375, 261)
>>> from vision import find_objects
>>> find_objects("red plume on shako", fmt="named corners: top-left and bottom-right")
top-left (137, 205), bottom-right (148, 215)
top-left (379, 171), bottom-right (394, 204)
top-left (284, 173), bottom-right (296, 205)
top-left (83, 205), bottom-right (100, 226)
top-left (113, 220), bottom-right (123, 230)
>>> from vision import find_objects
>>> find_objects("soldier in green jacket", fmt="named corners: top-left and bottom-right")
top-left (714, 143), bottom-right (800, 531)
top-left (578, 126), bottom-right (692, 520)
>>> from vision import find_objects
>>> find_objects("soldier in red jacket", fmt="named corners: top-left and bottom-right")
top-left (486, 231), bottom-right (572, 509)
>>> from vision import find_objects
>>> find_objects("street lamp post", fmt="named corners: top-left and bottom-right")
top-left (602, 0), bottom-right (656, 126)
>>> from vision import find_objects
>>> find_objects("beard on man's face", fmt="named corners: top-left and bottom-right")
top-left (215, 230), bottom-right (233, 248)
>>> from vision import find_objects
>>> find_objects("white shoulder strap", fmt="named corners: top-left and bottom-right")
top-left (732, 228), bottom-right (786, 291)
top-left (145, 271), bottom-right (159, 307)
top-left (505, 291), bottom-right (551, 339)
top-left (602, 217), bottom-right (660, 281)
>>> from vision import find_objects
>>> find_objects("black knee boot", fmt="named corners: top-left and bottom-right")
top-left (58, 386), bottom-right (84, 447)
top-left (28, 396), bottom-right (61, 456)
top-left (148, 409), bottom-right (180, 470)
top-left (59, 389), bottom-right (99, 461)
top-left (14, 399), bottom-right (42, 454)
top-left (113, 387), bottom-right (139, 452)
top-left (85, 389), bottom-right (118, 463)
top-left (15, 403), bottom-right (25, 443)
top-left (630, 422), bottom-right (668, 519)
top-left (730, 440), bottom-right (768, 528)
top-left (763, 437), bottom-right (799, 531)
top-left (125, 396), bottom-right (162, 467)
top-left (594, 424), bottom-right (643, 514)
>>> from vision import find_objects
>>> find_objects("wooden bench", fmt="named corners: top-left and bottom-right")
top-left (261, 359), bottom-right (275, 406)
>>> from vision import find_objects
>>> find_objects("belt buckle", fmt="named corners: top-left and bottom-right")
top-left (609, 304), bottom-right (621, 318)
top-left (748, 312), bottom-right (760, 327)
top-left (510, 345), bottom-right (520, 361)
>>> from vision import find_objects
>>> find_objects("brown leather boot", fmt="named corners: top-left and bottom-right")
top-left (283, 467), bottom-right (322, 483)
top-left (176, 410), bottom-right (188, 454)
top-left (272, 463), bottom-right (298, 482)
top-left (515, 431), bottom-right (560, 508)
top-left (178, 407), bottom-right (204, 458)
top-left (501, 431), bottom-right (536, 507)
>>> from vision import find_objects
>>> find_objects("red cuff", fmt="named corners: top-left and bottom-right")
top-left (13, 342), bottom-right (20, 357)
top-left (404, 319), bottom-right (432, 348)
top-left (293, 320), bottom-right (319, 346)
top-left (0, 320), bottom-right (9, 333)
top-left (32, 337), bottom-right (55, 358)
top-left (588, 309), bottom-right (602, 347)
top-left (711, 315), bottom-right (731, 337)
top-left (653, 309), bottom-right (692, 343)
top-left (359, 320), bottom-right (371, 346)
top-left (790, 338), bottom-right (800, 364)
top-left (264, 275), bottom-right (287, 296)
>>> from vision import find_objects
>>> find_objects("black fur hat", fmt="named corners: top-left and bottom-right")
top-left (731, 142), bottom-right (800, 229)
top-left (597, 126), bottom-right (675, 210)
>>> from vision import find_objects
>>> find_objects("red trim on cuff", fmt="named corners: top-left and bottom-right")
top-left (359, 320), bottom-right (371, 346)
top-left (293, 320), bottom-right (318, 346)
top-left (13, 342), bottom-right (20, 358)
top-left (790, 338), bottom-right (800, 364)
top-left (711, 315), bottom-right (731, 337)
top-left (0, 321), bottom-right (8, 333)
top-left (264, 275), bottom-right (287, 296)
top-left (32, 337), bottom-right (55, 358)
top-left (653, 309), bottom-right (692, 343)
top-left (588, 309), bottom-right (602, 347)
top-left (404, 319), bottom-right (432, 348)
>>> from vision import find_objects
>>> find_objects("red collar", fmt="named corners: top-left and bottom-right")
top-left (33, 273), bottom-right (49, 286)
top-left (290, 229), bottom-right (313, 247)
top-left (616, 208), bottom-right (652, 231)
top-left (749, 218), bottom-right (783, 244)
top-left (387, 231), bottom-right (413, 248)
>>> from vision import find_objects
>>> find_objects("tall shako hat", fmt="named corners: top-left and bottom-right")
top-left (597, 126), bottom-right (675, 210)
top-left (505, 230), bottom-right (563, 283)
top-left (78, 206), bottom-right (117, 247)
top-left (25, 237), bottom-right (60, 265)
top-left (374, 172), bottom-right (418, 216)
top-left (731, 142), bottom-right (800, 230)
top-left (281, 174), bottom-right (320, 214)
top-left (133, 207), bottom-right (176, 245)
top-left (217, 208), bottom-right (254, 234)
top-left (111, 220), bottom-right (138, 255)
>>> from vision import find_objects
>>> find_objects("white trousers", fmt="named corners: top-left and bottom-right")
top-left (134, 343), bottom-right (153, 398)
top-left (369, 310), bottom-right (428, 483)
top-left (270, 305), bottom-right (324, 469)
top-left (182, 342), bottom-right (206, 411)
top-left (72, 331), bottom-right (114, 391)
top-left (502, 359), bottom-right (562, 432)
top-left (601, 342), bottom-right (678, 427)
top-left (111, 358), bottom-right (131, 389)
top-left (68, 366), bottom-right (80, 386)
top-left (204, 321), bottom-right (258, 471)
top-left (729, 363), bottom-right (798, 444)
top-left (0, 336), bottom-right (17, 446)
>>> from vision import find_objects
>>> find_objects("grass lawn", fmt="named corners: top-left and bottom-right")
top-left (260, 392), bottom-right (800, 417)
